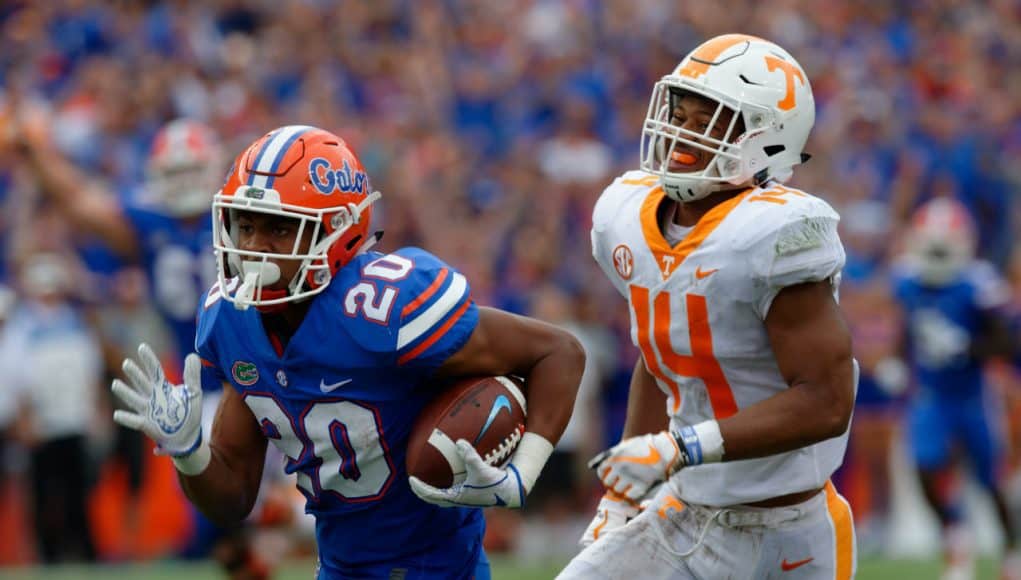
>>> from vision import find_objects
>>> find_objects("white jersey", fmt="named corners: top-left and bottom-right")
top-left (592, 170), bottom-right (851, 506)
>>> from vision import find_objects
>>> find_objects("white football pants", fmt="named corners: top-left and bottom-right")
top-left (558, 482), bottom-right (856, 580)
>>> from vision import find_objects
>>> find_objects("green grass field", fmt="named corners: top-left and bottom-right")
top-left (0, 556), bottom-right (1005, 579)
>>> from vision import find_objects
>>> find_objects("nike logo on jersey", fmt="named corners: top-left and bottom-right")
top-left (474, 395), bottom-right (512, 444)
top-left (320, 378), bottom-right (353, 393)
top-left (781, 557), bottom-right (814, 571)
top-left (695, 266), bottom-right (719, 279)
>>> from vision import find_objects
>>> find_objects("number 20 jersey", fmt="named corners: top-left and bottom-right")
top-left (591, 171), bottom-right (852, 506)
top-left (195, 247), bottom-right (483, 574)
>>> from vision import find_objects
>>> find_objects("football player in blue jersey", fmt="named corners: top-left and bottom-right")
top-left (19, 116), bottom-right (222, 365)
top-left (110, 125), bottom-right (586, 579)
top-left (893, 197), bottom-right (1019, 580)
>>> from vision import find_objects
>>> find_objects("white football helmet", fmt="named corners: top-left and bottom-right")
top-left (640, 34), bottom-right (815, 202)
top-left (145, 119), bottom-right (224, 216)
top-left (905, 197), bottom-right (976, 286)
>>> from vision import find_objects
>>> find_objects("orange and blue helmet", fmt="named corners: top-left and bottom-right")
top-left (213, 125), bottom-right (381, 309)
top-left (146, 118), bottom-right (224, 216)
top-left (905, 197), bottom-right (976, 286)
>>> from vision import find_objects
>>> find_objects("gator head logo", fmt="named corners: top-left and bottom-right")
top-left (232, 361), bottom-right (259, 386)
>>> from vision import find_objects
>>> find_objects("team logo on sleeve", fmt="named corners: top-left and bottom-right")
top-left (231, 361), bottom-right (260, 386)
top-left (612, 244), bottom-right (634, 280)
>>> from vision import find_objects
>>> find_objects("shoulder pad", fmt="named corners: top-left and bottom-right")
top-left (342, 248), bottom-right (475, 361)
top-left (593, 171), bottom-right (660, 233)
top-left (730, 187), bottom-right (840, 252)
top-left (738, 188), bottom-right (845, 314)
top-left (194, 281), bottom-right (230, 368)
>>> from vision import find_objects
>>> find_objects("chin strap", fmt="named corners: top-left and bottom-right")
top-left (357, 231), bottom-right (384, 256)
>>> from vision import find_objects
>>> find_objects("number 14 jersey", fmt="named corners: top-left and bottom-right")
top-left (591, 171), bottom-right (852, 506)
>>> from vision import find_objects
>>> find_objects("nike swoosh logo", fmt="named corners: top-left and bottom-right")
top-left (320, 378), bottom-right (353, 393)
top-left (695, 266), bottom-right (719, 279)
top-left (781, 557), bottom-right (814, 571)
top-left (474, 395), bottom-right (512, 444)
top-left (610, 443), bottom-right (662, 466)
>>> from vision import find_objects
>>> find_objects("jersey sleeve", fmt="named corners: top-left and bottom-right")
top-left (590, 172), bottom-right (648, 298)
top-left (744, 196), bottom-right (846, 319)
top-left (121, 204), bottom-right (154, 247)
top-left (967, 261), bottom-right (1010, 311)
top-left (194, 287), bottom-right (229, 391)
top-left (348, 248), bottom-right (479, 373)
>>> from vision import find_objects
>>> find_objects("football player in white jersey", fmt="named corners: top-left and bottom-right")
top-left (558, 34), bottom-right (858, 579)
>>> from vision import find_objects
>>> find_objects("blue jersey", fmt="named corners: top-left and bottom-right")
top-left (196, 247), bottom-right (484, 577)
top-left (124, 204), bottom-right (216, 365)
top-left (892, 261), bottom-right (1009, 397)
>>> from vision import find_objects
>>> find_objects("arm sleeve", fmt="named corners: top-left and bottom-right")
top-left (591, 227), bottom-right (628, 298)
top-left (347, 248), bottom-right (479, 374)
top-left (749, 203), bottom-right (846, 319)
top-left (968, 262), bottom-right (1010, 311)
top-left (194, 290), bottom-right (228, 391)
top-left (590, 180), bottom-right (631, 298)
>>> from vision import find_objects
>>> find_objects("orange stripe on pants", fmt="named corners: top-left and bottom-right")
top-left (825, 481), bottom-right (855, 580)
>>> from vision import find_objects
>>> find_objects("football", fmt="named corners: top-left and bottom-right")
top-left (406, 375), bottom-right (527, 488)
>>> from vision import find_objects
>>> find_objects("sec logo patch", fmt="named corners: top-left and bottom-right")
top-left (612, 244), bottom-right (634, 280)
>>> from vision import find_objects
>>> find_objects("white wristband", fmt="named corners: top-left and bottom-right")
top-left (692, 420), bottom-right (725, 463)
top-left (172, 439), bottom-right (211, 476)
top-left (508, 432), bottom-right (554, 493)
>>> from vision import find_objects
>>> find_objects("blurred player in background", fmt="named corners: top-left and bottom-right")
top-left (560, 34), bottom-right (858, 579)
top-left (111, 125), bottom-right (585, 579)
top-left (14, 114), bottom-right (271, 577)
top-left (892, 197), bottom-right (1019, 580)
top-left (17, 113), bottom-right (222, 365)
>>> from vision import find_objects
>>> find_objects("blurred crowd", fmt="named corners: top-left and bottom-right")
top-left (0, 0), bottom-right (1019, 570)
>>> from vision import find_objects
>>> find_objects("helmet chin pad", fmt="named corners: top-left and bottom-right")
top-left (660, 176), bottom-right (721, 203)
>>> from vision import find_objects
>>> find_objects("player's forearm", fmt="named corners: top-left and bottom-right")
top-left (621, 358), bottom-right (670, 439)
top-left (717, 363), bottom-right (855, 461)
top-left (177, 446), bottom-right (262, 525)
top-left (23, 141), bottom-right (136, 255)
top-left (22, 140), bottom-right (79, 204)
top-left (971, 313), bottom-right (1013, 359)
top-left (520, 330), bottom-right (586, 444)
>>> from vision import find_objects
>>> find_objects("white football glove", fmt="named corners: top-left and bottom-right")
top-left (579, 491), bottom-right (642, 548)
top-left (409, 440), bottom-right (527, 509)
top-left (111, 344), bottom-right (204, 457)
top-left (588, 431), bottom-right (682, 503)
